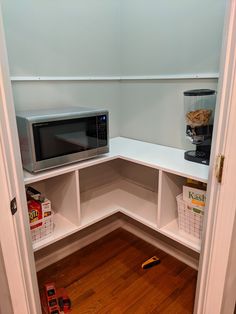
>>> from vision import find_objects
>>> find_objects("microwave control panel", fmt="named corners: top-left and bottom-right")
top-left (97, 115), bottom-right (108, 147)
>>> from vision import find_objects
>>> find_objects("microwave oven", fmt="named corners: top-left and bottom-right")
top-left (16, 107), bottom-right (109, 173)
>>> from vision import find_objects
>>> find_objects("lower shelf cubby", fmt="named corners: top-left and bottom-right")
top-left (33, 214), bottom-right (79, 251)
top-left (25, 171), bottom-right (80, 251)
top-left (79, 159), bottom-right (159, 229)
top-left (160, 219), bottom-right (201, 252)
top-left (158, 171), bottom-right (202, 252)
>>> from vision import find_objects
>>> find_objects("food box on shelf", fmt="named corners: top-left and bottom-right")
top-left (183, 185), bottom-right (207, 208)
top-left (26, 186), bottom-right (53, 243)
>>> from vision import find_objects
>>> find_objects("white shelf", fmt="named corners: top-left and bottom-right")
top-left (24, 137), bottom-right (209, 185)
top-left (33, 213), bottom-right (78, 252)
top-left (80, 181), bottom-right (200, 252)
top-left (33, 205), bottom-right (200, 253)
top-left (111, 137), bottom-right (208, 183)
top-left (23, 155), bottom-right (117, 185)
top-left (81, 180), bottom-right (157, 229)
top-left (24, 137), bottom-right (208, 254)
top-left (160, 219), bottom-right (201, 252)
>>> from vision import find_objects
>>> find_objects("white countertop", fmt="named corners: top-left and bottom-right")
top-left (24, 137), bottom-right (209, 184)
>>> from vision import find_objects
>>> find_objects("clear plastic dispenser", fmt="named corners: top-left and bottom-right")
top-left (184, 89), bottom-right (216, 165)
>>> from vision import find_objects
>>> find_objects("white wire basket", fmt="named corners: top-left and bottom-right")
top-left (30, 213), bottom-right (54, 244)
top-left (176, 194), bottom-right (204, 239)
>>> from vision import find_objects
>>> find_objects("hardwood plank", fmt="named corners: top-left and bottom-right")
top-left (67, 241), bottom-right (167, 313)
top-left (37, 228), bottom-right (197, 313)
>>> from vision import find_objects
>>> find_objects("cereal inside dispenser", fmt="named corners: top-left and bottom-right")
top-left (184, 89), bottom-right (216, 165)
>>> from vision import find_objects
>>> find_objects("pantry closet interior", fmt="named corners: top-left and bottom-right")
top-left (0, 0), bottom-right (228, 313)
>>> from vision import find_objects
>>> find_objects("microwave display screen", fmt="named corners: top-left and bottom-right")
top-left (33, 116), bottom-right (106, 161)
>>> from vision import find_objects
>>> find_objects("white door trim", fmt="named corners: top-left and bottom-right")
top-left (194, 0), bottom-right (236, 312)
top-left (0, 4), bottom-right (41, 314)
top-left (0, 135), bottom-right (29, 313)
top-left (221, 215), bottom-right (236, 313)
top-left (0, 243), bottom-right (13, 314)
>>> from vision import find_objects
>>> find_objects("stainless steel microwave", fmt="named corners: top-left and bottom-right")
top-left (16, 107), bottom-right (109, 173)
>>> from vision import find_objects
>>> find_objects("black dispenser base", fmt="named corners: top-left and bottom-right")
top-left (184, 150), bottom-right (210, 165)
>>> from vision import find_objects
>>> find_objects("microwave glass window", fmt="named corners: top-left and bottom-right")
top-left (33, 117), bottom-right (100, 161)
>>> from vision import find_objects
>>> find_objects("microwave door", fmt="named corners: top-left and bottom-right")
top-left (32, 116), bottom-right (98, 162)
top-left (55, 132), bottom-right (97, 149)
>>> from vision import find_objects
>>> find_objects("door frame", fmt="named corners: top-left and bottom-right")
top-left (0, 4), bottom-right (41, 313)
top-left (194, 0), bottom-right (236, 312)
top-left (0, 134), bottom-right (29, 313)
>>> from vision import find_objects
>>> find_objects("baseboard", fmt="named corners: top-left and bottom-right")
top-left (122, 219), bottom-right (199, 270)
top-left (35, 217), bottom-right (123, 271)
top-left (35, 215), bottom-right (199, 271)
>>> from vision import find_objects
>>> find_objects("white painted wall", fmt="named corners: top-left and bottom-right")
top-left (1, 0), bottom-right (120, 137)
top-left (1, 0), bottom-right (121, 137)
top-left (12, 81), bottom-right (121, 138)
top-left (119, 0), bottom-right (225, 148)
top-left (120, 0), bottom-right (226, 76)
top-left (120, 80), bottom-right (218, 149)
top-left (2, 0), bottom-right (121, 76)
top-left (1, 0), bottom-right (226, 148)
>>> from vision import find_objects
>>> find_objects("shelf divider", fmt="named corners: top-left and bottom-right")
top-left (159, 171), bottom-right (186, 228)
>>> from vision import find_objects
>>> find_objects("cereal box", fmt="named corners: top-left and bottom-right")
top-left (183, 185), bottom-right (206, 208)
top-left (28, 199), bottom-right (43, 229)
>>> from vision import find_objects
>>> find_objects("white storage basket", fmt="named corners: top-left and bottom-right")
top-left (176, 194), bottom-right (204, 239)
top-left (30, 213), bottom-right (54, 244)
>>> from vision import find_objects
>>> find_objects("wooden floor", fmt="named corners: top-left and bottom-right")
top-left (37, 229), bottom-right (197, 314)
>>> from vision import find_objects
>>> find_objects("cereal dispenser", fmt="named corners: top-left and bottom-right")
top-left (184, 89), bottom-right (216, 165)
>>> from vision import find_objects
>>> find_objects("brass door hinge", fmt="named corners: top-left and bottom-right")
top-left (215, 155), bottom-right (225, 183)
